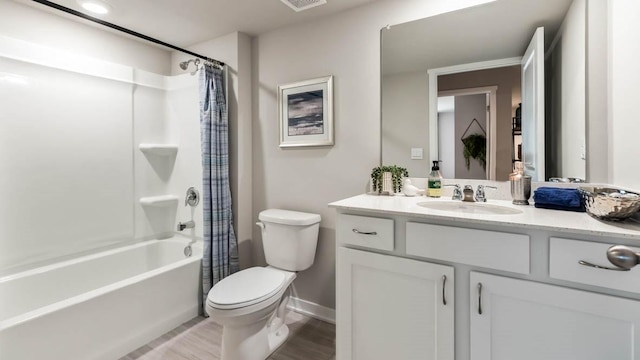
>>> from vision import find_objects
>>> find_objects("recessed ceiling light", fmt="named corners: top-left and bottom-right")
top-left (77, 0), bottom-right (111, 15)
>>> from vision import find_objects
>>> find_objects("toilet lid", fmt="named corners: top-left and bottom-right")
top-left (208, 267), bottom-right (285, 309)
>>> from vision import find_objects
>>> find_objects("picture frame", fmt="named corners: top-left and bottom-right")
top-left (278, 75), bottom-right (334, 148)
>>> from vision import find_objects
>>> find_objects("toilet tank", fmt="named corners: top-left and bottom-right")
top-left (258, 209), bottom-right (321, 271)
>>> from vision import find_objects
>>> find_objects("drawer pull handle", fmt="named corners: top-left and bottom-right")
top-left (477, 282), bottom-right (483, 315)
top-left (442, 275), bottom-right (447, 306)
top-left (578, 260), bottom-right (629, 271)
top-left (352, 229), bottom-right (377, 236)
top-left (607, 245), bottom-right (640, 270)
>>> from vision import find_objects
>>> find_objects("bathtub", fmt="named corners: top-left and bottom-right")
top-left (0, 236), bottom-right (203, 360)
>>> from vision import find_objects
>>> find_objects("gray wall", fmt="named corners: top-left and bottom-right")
top-left (439, 65), bottom-right (521, 181)
top-left (454, 94), bottom-right (487, 179)
top-left (382, 71), bottom-right (430, 177)
top-left (252, 0), bottom-right (494, 309)
top-left (251, 0), bottom-right (640, 311)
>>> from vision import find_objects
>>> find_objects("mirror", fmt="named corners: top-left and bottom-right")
top-left (381, 0), bottom-right (587, 182)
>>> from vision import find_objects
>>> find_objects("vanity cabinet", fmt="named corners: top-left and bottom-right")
top-left (470, 272), bottom-right (640, 360)
top-left (331, 195), bottom-right (640, 360)
top-left (336, 247), bottom-right (454, 360)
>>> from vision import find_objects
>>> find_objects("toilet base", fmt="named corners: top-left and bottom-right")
top-left (220, 317), bottom-right (289, 360)
top-left (267, 319), bottom-right (289, 352)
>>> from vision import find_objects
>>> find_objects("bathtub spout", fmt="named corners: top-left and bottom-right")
top-left (177, 221), bottom-right (195, 231)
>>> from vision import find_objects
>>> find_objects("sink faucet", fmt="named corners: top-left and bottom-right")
top-left (475, 185), bottom-right (497, 202)
top-left (444, 184), bottom-right (463, 201)
top-left (462, 185), bottom-right (475, 202)
top-left (177, 220), bottom-right (195, 231)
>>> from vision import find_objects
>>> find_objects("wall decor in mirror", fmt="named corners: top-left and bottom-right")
top-left (381, 0), bottom-right (598, 182)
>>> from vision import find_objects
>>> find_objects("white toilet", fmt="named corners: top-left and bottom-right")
top-left (205, 209), bottom-right (321, 360)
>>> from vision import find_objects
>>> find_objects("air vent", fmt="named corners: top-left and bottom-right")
top-left (280, 0), bottom-right (327, 12)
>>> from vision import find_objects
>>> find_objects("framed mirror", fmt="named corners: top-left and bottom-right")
top-left (381, 0), bottom-right (589, 182)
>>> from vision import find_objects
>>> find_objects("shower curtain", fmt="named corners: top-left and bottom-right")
top-left (199, 63), bottom-right (239, 310)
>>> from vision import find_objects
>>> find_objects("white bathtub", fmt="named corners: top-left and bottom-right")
top-left (0, 236), bottom-right (203, 360)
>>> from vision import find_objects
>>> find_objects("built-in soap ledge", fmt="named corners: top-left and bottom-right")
top-left (138, 143), bottom-right (178, 156)
top-left (139, 195), bottom-right (179, 207)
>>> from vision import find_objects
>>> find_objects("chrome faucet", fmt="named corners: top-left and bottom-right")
top-left (475, 185), bottom-right (497, 202)
top-left (462, 185), bottom-right (475, 202)
top-left (177, 220), bottom-right (195, 231)
top-left (444, 184), bottom-right (463, 201)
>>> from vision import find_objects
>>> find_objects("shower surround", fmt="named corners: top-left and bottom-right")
top-left (0, 32), bottom-right (204, 358)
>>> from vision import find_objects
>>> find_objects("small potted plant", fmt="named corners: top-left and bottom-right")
top-left (371, 165), bottom-right (409, 194)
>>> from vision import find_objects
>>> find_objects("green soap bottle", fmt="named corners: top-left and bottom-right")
top-left (427, 160), bottom-right (442, 198)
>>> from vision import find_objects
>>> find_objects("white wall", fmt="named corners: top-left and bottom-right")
top-left (133, 71), bottom-right (182, 240)
top-left (0, 42), bottom-right (136, 272)
top-left (438, 111), bottom-right (456, 178)
top-left (548, 0), bottom-right (586, 180)
top-left (1, 1), bottom-right (254, 277)
top-left (454, 94), bottom-right (487, 179)
top-left (382, 71), bottom-right (430, 177)
top-left (253, 0), bottom-right (495, 309)
top-left (0, 0), bottom-right (171, 74)
top-left (610, 0), bottom-right (640, 189)
top-left (585, 0), bottom-right (609, 183)
top-left (0, 1), bottom-right (205, 274)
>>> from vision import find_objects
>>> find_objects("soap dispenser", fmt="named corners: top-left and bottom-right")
top-left (427, 160), bottom-right (443, 198)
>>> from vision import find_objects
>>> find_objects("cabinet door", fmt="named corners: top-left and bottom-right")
top-left (470, 272), bottom-right (640, 360)
top-left (337, 247), bottom-right (454, 360)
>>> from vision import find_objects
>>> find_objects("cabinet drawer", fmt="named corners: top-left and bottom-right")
top-left (406, 222), bottom-right (530, 274)
top-left (550, 237), bottom-right (640, 294)
top-left (337, 214), bottom-right (394, 251)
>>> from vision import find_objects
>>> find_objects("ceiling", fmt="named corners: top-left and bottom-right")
top-left (13, 0), bottom-right (381, 47)
top-left (382, 0), bottom-right (573, 75)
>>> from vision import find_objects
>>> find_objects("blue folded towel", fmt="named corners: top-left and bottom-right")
top-left (533, 187), bottom-right (585, 212)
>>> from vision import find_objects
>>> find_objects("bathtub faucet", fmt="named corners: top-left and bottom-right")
top-left (177, 220), bottom-right (195, 231)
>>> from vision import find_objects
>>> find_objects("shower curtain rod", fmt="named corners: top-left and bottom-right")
top-left (31, 0), bottom-right (225, 68)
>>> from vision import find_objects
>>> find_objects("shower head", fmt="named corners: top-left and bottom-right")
top-left (179, 58), bottom-right (200, 71)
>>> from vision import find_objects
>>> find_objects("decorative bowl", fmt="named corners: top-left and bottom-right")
top-left (578, 187), bottom-right (640, 221)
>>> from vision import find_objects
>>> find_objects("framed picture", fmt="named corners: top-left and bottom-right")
top-left (278, 75), bottom-right (334, 148)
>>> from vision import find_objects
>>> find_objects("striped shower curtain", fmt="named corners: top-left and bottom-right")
top-left (199, 64), bottom-right (239, 310)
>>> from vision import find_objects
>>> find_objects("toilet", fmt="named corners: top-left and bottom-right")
top-left (205, 209), bottom-right (321, 360)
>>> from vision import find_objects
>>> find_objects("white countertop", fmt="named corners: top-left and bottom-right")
top-left (329, 194), bottom-right (640, 241)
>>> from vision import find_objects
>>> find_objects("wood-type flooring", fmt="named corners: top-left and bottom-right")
top-left (120, 311), bottom-right (335, 360)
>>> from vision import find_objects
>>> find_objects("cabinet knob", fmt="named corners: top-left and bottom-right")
top-left (607, 245), bottom-right (640, 270)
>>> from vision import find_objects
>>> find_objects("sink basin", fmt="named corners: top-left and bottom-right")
top-left (416, 201), bottom-right (523, 215)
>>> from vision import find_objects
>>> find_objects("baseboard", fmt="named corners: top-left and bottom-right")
top-left (287, 296), bottom-right (335, 324)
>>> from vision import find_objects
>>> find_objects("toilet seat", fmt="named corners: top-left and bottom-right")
top-left (207, 267), bottom-right (286, 310)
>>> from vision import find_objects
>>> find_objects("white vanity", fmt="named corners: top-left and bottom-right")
top-left (330, 194), bottom-right (640, 360)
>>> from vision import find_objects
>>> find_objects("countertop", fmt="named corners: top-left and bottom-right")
top-left (329, 194), bottom-right (640, 240)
